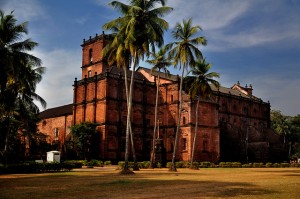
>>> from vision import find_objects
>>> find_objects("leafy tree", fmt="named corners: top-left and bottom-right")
top-left (183, 59), bottom-right (220, 168)
top-left (146, 46), bottom-right (171, 168)
top-left (166, 18), bottom-right (207, 171)
top-left (271, 110), bottom-right (290, 144)
top-left (103, 0), bottom-right (172, 173)
top-left (271, 110), bottom-right (300, 158)
top-left (288, 115), bottom-right (300, 159)
top-left (70, 122), bottom-right (98, 161)
top-left (0, 10), bottom-right (46, 164)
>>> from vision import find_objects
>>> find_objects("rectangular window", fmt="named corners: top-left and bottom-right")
top-left (89, 49), bottom-right (93, 63)
top-left (203, 140), bottom-right (208, 151)
top-left (182, 138), bottom-right (187, 151)
top-left (88, 70), bottom-right (92, 78)
top-left (54, 128), bottom-right (59, 137)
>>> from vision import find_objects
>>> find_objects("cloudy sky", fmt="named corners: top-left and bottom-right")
top-left (1, 0), bottom-right (300, 116)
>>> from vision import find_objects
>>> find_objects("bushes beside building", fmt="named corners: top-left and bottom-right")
top-left (0, 162), bottom-right (76, 174)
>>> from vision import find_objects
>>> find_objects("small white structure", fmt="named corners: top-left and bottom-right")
top-left (47, 151), bottom-right (60, 163)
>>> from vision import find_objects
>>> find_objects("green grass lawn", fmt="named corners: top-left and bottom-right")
top-left (0, 167), bottom-right (299, 198)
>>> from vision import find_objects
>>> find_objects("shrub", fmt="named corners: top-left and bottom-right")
top-left (273, 163), bottom-right (280, 168)
top-left (63, 160), bottom-right (83, 168)
top-left (190, 162), bottom-right (199, 169)
top-left (62, 162), bottom-right (75, 171)
top-left (175, 161), bottom-right (185, 168)
top-left (156, 162), bottom-right (162, 168)
top-left (280, 162), bottom-right (290, 168)
top-left (104, 161), bottom-right (111, 166)
top-left (219, 162), bottom-right (231, 168)
top-left (0, 162), bottom-right (76, 174)
top-left (266, 162), bottom-right (273, 168)
top-left (200, 162), bottom-right (212, 168)
top-left (143, 161), bottom-right (151, 168)
top-left (253, 163), bottom-right (264, 168)
top-left (166, 162), bottom-right (172, 169)
top-left (117, 161), bottom-right (134, 169)
top-left (231, 162), bottom-right (242, 168)
top-left (118, 161), bottom-right (125, 169)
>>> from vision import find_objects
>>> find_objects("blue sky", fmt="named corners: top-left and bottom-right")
top-left (1, 0), bottom-right (300, 116)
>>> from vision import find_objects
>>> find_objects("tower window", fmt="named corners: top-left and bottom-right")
top-left (89, 49), bottom-right (93, 63)
top-left (88, 70), bottom-right (92, 77)
top-left (171, 95), bottom-right (173, 103)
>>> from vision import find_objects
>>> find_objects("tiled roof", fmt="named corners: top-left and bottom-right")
top-left (137, 66), bottom-right (179, 81)
top-left (210, 84), bottom-right (262, 101)
top-left (39, 104), bottom-right (73, 119)
top-left (108, 65), bottom-right (147, 81)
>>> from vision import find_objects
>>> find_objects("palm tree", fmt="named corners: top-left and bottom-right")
top-left (166, 18), bottom-right (207, 171)
top-left (146, 46), bottom-right (171, 168)
top-left (103, 0), bottom-right (172, 173)
top-left (0, 10), bottom-right (46, 163)
top-left (0, 10), bottom-right (42, 106)
top-left (103, 23), bottom-right (140, 170)
top-left (183, 59), bottom-right (220, 168)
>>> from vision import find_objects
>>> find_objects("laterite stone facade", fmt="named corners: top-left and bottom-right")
top-left (38, 33), bottom-right (284, 163)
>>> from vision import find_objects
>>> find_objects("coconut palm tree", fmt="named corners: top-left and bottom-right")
top-left (166, 18), bottom-right (207, 171)
top-left (103, 0), bottom-right (172, 173)
top-left (183, 59), bottom-right (220, 168)
top-left (0, 10), bottom-right (46, 163)
top-left (103, 24), bottom-right (140, 170)
top-left (146, 46), bottom-right (171, 168)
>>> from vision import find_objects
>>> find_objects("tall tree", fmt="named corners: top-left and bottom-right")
top-left (183, 59), bottom-right (219, 168)
top-left (146, 46), bottom-right (171, 168)
top-left (166, 18), bottom-right (207, 171)
top-left (0, 10), bottom-right (46, 163)
top-left (103, 23), bottom-right (139, 170)
top-left (103, 0), bottom-right (172, 173)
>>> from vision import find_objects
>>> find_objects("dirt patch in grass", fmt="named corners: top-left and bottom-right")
top-left (0, 167), bottom-right (299, 198)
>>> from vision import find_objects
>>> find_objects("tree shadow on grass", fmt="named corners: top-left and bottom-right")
top-left (254, 169), bottom-right (300, 177)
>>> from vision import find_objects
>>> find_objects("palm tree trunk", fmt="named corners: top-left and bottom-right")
top-left (150, 74), bottom-right (160, 168)
top-left (190, 97), bottom-right (200, 168)
top-left (123, 66), bottom-right (138, 171)
top-left (3, 113), bottom-right (12, 166)
top-left (171, 67), bottom-right (185, 171)
top-left (124, 54), bottom-right (137, 172)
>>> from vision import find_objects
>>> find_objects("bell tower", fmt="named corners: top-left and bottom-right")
top-left (80, 32), bottom-right (108, 79)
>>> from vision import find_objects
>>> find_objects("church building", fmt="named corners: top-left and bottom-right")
top-left (38, 33), bottom-right (285, 163)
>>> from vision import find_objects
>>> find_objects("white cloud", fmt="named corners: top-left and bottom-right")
top-left (1, 0), bottom-right (46, 21)
top-left (166, 0), bottom-right (249, 30)
top-left (164, 0), bottom-right (300, 51)
top-left (241, 73), bottom-right (300, 116)
top-left (34, 49), bottom-right (81, 110)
